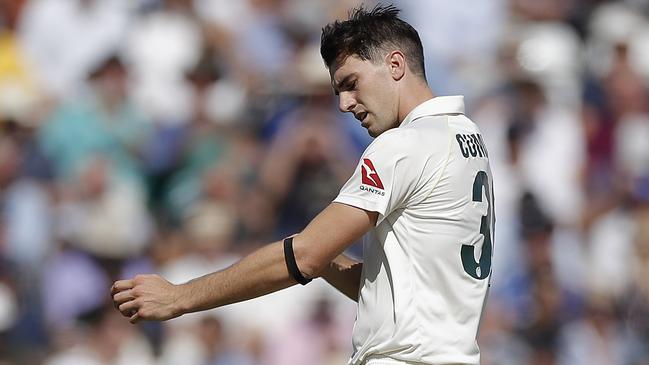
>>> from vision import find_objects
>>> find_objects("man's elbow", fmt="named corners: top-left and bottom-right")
top-left (296, 254), bottom-right (328, 279)
top-left (292, 244), bottom-right (330, 279)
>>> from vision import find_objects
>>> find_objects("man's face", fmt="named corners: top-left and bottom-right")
top-left (330, 55), bottom-right (399, 137)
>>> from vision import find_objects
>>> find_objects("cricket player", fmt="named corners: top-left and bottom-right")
top-left (112, 4), bottom-right (495, 364)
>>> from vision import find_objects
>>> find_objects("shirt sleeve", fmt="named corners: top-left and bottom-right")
top-left (333, 129), bottom-right (429, 226)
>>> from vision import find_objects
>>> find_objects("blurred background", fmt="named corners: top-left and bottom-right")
top-left (0, 0), bottom-right (648, 364)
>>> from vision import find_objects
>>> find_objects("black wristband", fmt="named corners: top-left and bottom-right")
top-left (283, 237), bottom-right (312, 285)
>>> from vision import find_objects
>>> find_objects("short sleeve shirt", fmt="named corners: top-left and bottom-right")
top-left (334, 96), bottom-right (494, 365)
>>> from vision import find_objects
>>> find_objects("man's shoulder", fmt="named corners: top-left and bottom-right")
top-left (369, 126), bottom-right (423, 151)
top-left (374, 117), bottom-right (452, 149)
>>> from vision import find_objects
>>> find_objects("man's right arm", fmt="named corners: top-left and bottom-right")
top-left (321, 253), bottom-right (363, 302)
top-left (111, 202), bottom-right (375, 323)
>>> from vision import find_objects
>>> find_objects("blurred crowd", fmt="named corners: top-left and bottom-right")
top-left (0, 0), bottom-right (648, 364)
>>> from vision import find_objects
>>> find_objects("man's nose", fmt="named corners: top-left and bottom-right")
top-left (338, 93), bottom-right (356, 113)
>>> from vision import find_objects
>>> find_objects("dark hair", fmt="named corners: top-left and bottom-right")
top-left (320, 4), bottom-right (426, 79)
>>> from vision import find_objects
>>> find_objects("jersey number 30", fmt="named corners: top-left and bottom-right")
top-left (461, 171), bottom-right (494, 280)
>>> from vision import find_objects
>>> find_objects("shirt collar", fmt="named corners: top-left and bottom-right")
top-left (400, 95), bottom-right (465, 127)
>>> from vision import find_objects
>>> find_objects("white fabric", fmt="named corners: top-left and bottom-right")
top-left (18, 0), bottom-right (132, 98)
top-left (334, 96), bottom-right (493, 365)
top-left (363, 355), bottom-right (422, 365)
top-left (124, 10), bottom-right (202, 121)
top-left (518, 105), bottom-right (585, 225)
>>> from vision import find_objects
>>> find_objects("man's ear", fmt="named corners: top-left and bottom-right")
top-left (386, 51), bottom-right (406, 81)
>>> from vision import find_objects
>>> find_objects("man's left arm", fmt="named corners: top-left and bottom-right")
top-left (111, 202), bottom-right (377, 323)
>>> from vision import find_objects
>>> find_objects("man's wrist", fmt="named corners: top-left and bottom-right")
top-left (174, 282), bottom-right (193, 316)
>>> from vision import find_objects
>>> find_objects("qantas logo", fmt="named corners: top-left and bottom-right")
top-left (361, 158), bottom-right (384, 189)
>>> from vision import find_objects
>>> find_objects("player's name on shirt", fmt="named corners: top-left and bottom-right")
top-left (455, 133), bottom-right (489, 159)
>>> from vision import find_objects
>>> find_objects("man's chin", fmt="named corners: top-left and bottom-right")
top-left (367, 125), bottom-right (391, 138)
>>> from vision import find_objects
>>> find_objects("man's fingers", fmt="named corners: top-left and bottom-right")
top-left (111, 279), bottom-right (134, 295)
top-left (118, 299), bottom-right (140, 317)
top-left (113, 289), bottom-right (135, 306)
top-left (129, 311), bottom-right (140, 324)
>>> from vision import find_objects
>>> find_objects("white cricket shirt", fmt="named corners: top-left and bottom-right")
top-left (334, 96), bottom-right (494, 365)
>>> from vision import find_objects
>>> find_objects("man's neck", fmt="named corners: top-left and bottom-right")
top-left (397, 82), bottom-right (435, 124)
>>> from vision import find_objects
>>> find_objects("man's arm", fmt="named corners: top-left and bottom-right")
top-left (111, 202), bottom-right (377, 323)
top-left (321, 254), bottom-right (363, 302)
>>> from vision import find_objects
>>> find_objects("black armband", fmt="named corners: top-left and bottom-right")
top-left (283, 237), bottom-right (312, 285)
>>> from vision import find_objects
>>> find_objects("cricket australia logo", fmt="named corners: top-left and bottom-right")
top-left (360, 158), bottom-right (385, 196)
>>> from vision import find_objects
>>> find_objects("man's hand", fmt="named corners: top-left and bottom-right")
top-left (111, 274), bottom-right (185, 324)
top-left (321, 254), bottom-right (363, 301)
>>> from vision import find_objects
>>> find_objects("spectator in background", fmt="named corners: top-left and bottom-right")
top-left (504, 79), bottom-right (584, 228)
top-left (41, 246), bottom-right (112, 331)
top-left (41, 157), bottom-right (151, 333)
top-left (258, 94), bottom-right (358, 237)
top-left (557, 293), bottom-right (629, 365)
top-left (0, 216), bottom-right (19, 361)
top-left (155, 315), bottom-right (259, 365)
top-left (160, 46), bottom-right (250, 224)
top-left (395, 0), bottom-right (506, 101)
top-left (264, 297), bottom-right (350, 365)
top-left (55, 157), bottom-right (152, 261)
top-left (476, 76), bottom-right (586, 304)
top-left (0, 133), bottom-right (51, 270)
top-left (608, 42), bottom-right (649, 204)
top-left (44, 305), bottom-right (155, 365)
top-left (182, 162), bottom-right (241, 256)
top-left (124, 0), bottom-right (202, 122)
top-left (141, 47), bottom-right (221, 222)
top-left (626, 204), bottom-right (649, 365)
top-left (0, 0), bottom-right (54, 342)
top-left (498, 192), bottom-right (580, 364)
top-left (0, 135), bottom-right (51, 363)
top-left (0, 0), bottom-right (54, 279)
top-left (38, 54), bottom-right (151, 185)
top-left (581, 40), bottom-right (649, 300)
top-left (581, 2), bottom-right (649, 226)
top-left (582, 40), bottom-right (647, 208)
top-left (477, 301), bottom-right (529, 365)
top-left (232, 0), bottom-right (295, 87)
top-left (0, 0), bottom-right (41, 125)
top-left (18, 0), bottom-right (133, 100)
top-left (0, 0), bottom-right (53, 272)
top-left (258, 55), bottom-right (358, 237)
